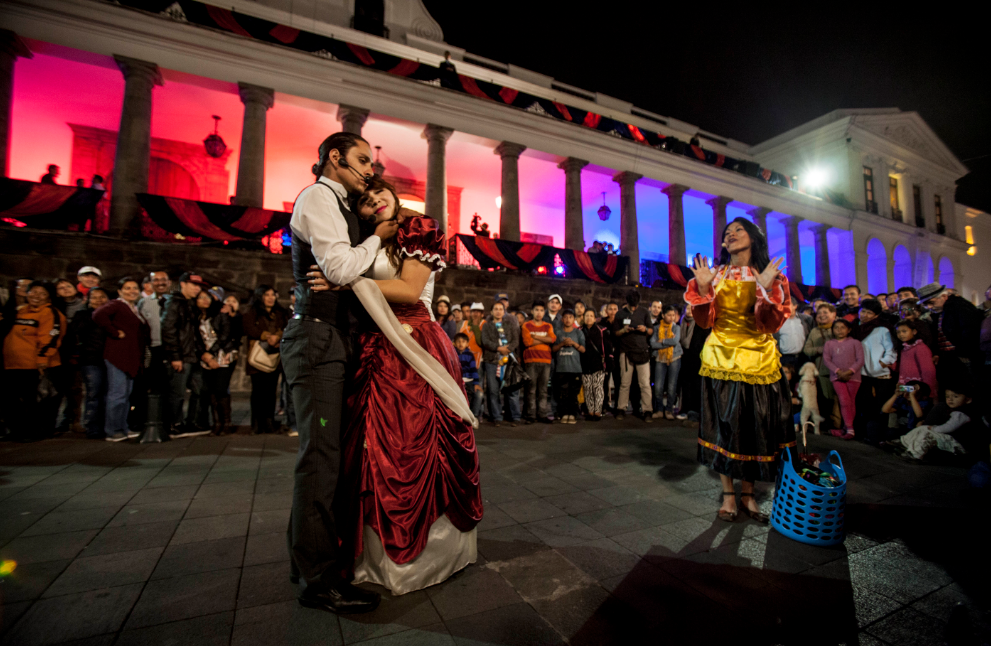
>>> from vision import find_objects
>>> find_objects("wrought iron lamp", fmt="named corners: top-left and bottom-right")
top-left (203, 115), bottom-right (226, 158)
top-left (597, 192), bottom-right (611, 221)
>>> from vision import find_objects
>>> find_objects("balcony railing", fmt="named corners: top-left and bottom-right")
top-left (890, 207), bottom-right (903, 222)
top-left (866, 201), bottom-right (878, 215)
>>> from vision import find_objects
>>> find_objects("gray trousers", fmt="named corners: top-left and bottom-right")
top-left (281, 318), bottom-right (349, 591)
top-left (525, 362), bottom-right (552, 420)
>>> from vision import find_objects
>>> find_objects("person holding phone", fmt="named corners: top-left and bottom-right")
top-left (685, 218), bottom-right (794, 523)
top-left (610, 289), bottom-right (654, 421)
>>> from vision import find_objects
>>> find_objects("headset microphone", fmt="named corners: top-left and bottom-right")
top-left (336, 157), bottom-right (370, 184)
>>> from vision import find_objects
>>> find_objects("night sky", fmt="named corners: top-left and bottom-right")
top-left (423, 3), bottom-right (991, 212)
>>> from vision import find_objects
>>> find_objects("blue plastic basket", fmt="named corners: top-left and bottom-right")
top-left (770, 447), bottom-right (847, 547)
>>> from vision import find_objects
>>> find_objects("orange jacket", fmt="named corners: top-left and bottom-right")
top-left (458, 319), bottom-right (485, 368)
top-left (3, 304), bottom-right (66, 370)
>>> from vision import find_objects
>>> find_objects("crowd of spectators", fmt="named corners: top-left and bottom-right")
top-left (0, 266), bottom-right (296, 442)
top-left (3, 265), bottom-right (990, 473)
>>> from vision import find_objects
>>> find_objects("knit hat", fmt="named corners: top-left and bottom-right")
top-left (859, 298), bottom-right (882, 315)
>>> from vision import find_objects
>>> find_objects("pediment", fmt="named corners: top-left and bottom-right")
top-left (850, 112), bottom-right (967, 176)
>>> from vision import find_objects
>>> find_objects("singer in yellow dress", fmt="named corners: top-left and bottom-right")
top-left (684, 218), bottom-right (795, 522)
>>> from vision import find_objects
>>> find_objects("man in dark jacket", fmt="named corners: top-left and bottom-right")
top-left (919, 283), bottom-right (983, 387)
top-left (162, 272), bottom-right (209, 436)
top-left (611, 289), bottom-right (654, 422)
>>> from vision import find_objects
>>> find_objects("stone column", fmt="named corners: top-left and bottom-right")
top-left (234, 83), bottom-right (274, 208)
top-left (336, 104), bottom-right (369, 136)
top-left (747, 206), bottom-right (770, 235)
top-left (422, 124), bottom-right (454, 235)
top-left (0, 30), bottom-right (31, 178)
top-left (661, 184), bottom-right (689, 266)
top-left (109, 55), bottom-right (162, 237)
top-left (887, 257), bottom-right (896, 294)
top-left (706, 195), bottom-right (732, 259)
top-left (494, 141), bottom-right (526, 242)
top-left (780, 215), bottom-right (804, 285)
top-left (810, 224), bottom-right (831, 287)
top-left (613, 171), bottom-right (643, 281)
top-left (559, 157), bottom-right (588, 250)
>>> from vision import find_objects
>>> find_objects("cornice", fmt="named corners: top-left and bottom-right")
top-left (2, 0), bottom-right (852, 229)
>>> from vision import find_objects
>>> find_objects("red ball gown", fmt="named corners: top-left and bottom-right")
top-left (336, 216), bottom-right (483, 595)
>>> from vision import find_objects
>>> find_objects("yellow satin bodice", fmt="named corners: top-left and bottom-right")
top-left (699, 279), bottom-right (782, 385)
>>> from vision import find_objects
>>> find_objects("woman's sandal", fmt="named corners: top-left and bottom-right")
top-left (717, 491), bottom-right (737, 522)
top-left (739, 492), bottom-right (769, 524)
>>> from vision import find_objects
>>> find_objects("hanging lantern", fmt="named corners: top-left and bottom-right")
top-left (372, 145), bottom-right (386, 176)
top-left (203, 115), bottom-right (226, 158)
top-left (597, 192), bottom-right (611, 221)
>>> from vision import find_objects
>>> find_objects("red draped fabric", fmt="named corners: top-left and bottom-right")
top-left (474, 237), bottom-right (517, 269)
top-left (388, 59), bottom-right (420, 77)
top-left (205, 5), bottom-right (252, 37)
top-left (573, 252), bottom-right (606, 284)
top-left (164, 197), bottom-right (243, 240)
top-left (268, 24), bottom-right (299, 43)
top-left (515, 243), bottom-right (544, 264)
top-left (458, 75), bottom-right (491, 100)
top-left (2, 185), bottom-right (75, 217)
top-left (498, 87), bottom-right (518, 104)
top-left (347, 43), bottom-right (376, 66)
top-left (230, 207), bottom-right (277, 234)
top-left (553, 102), bottom-right (573, 121)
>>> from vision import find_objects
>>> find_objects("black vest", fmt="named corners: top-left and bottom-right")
top-left (291, 185), bottom-right (360, 330)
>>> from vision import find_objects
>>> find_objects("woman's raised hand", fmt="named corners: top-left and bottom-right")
top-left (692, 254), bottom-right (716, 294)
top-left (757, 257), bottom-right (785, 291)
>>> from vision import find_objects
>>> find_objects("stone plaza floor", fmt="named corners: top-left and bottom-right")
top-left (0, 398), bottom-right (987, 646)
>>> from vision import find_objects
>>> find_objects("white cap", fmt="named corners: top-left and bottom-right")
top-left (470, 302), bottom-right (485, 311)
top-left (547, 294), bottom-right (562, 303)
top-left (77, 266), bottom-right (102, 277)
top-left (436, 295), bottom-right (451, 304)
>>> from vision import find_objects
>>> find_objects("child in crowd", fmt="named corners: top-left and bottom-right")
top-left (521, 301), bottom-right (556, 423)
top-left (650, 305), bottom-right (683, 420)
top-left (875, 380), bottom-right (931, 445)
top-left (453, 333), bottom-right (483, 419)
top-left (823, 318), bottom-right (864, 440)
top-left (897, 383), bottom-right (984, 462)
top-left (894, 319), bottom-right (936, 397)
top-left (780, 364), bottom-right (803, 430)
top-left (551, 309), bottom-right (584, 424)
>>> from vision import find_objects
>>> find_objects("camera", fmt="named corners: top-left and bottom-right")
top-left (897, 385), bottom-right (915, 393)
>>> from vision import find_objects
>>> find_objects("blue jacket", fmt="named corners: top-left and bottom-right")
top-left (650, 323), bottom-right (683, 361)
top-left (457, 348), bottom-right (480, 389)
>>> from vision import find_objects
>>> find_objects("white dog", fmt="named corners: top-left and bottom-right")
top-left (797, 362), bottom-right (824, 435)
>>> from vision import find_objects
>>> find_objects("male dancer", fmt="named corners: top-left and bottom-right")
top-left (282, 132), bottom-right (398, 614)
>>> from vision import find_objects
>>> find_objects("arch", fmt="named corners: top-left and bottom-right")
top-left (892, 245), bottom-right (913, 291)
top-left (866, 238), bottom-right (888, 295)
top-left (937, 256), bottom-right (955, 288)
top-left (149, 157), bottom-right (200, 200)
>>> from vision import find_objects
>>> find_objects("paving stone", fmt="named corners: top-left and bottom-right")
top-left (495, 499), bottom-right (565, 524)
top-left (540, 491), bottom-right (612, 515)
top-left (115, 611), bottom-right (234, 646)
top-left (230, 605), bottom-right (345, 646)
top-left (425, 566), bottom-right (523, 622)
top-left (555, 537), bottom-right (642, 581)
top-left (617, 500), bottom-right (693, 527)
top-left (126, 568), bottom-right (240, 629)
top-left (248, 508), bottom-right (291, 535)
top-left (2, 583), bottom-right (143, 645)
top-left (486, 549), bottom-right (595, 603)
top-left (44, 547), bottom-right (162, 597)
top-left (523, 516), bottom-right (604, 547)
top-left (866, 606), bottom-right (948, 645)
top-left (128, 485), bottom-right (199, 504)
top-left (243, 530), bottom-right (289, 567)
top-left (249, 492), bottom-right (292, 512)
top-left (0, 558), bottom-right (71, 602)
top-left (184, 494), bottom-right (254, 519)
top-left (171, 513), bottom-right (250, 545)
top-left (55, 491), bottom-right (134, 513)
top-left (476, 524), bottom-right (549, 562)
top-left (338, 589), bottom-right (442, 644)
top-left (83, 521), bottom-right (178, 556)
top-left (107, 500), bottom-right (191, 527)
top-left (479, 484), bottom-right (538, 505)
top-left (237, 561), bottom-right (297, 609)
top-left (519, 476), bottom-right (579, 497)
top-left (445, 603), bottom-right (565, 646)
top-left (574, 507), bottom-right (647, 537)
top-left (0, 529), bottom-right (98, 565)
top-left (195, 480), bottom-right (257, 499)
top-left (152, 536), bottom-right (246, 579)
top-left (21, 505), bottom-right (122, 537)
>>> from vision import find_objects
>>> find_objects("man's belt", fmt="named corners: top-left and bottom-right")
top-left (292, 314), bottom-right (328, 324)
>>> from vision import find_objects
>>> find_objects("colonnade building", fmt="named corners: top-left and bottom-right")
top-left (2, 0), bottom-right (989, 302)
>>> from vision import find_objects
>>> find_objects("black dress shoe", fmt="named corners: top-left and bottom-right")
top-left (298, 581), bottom-right (381, 614)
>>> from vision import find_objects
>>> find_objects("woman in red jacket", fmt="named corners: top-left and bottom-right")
top-left (93, 277), bottom-right (150, 442)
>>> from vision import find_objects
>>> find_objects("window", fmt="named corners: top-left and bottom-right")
top-left (889, 177), bottom-right (902, 220)
top-left (913, 185), bottom-right (924, 227)
top-left (863, 166), bottom-right (877, 214)
top-left (934, 194), bottom-right (944, 234)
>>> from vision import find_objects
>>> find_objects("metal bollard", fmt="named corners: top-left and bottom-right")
top-left (140, 393), bottom-right (169, 443)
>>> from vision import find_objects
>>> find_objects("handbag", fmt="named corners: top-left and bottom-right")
top-left (501, 354), bottom-right (530, 393)
top-left (248, 340), bottom-right (280, 373)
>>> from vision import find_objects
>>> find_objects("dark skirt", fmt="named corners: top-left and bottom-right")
top-left (697, 375), bottom-right (794, 482)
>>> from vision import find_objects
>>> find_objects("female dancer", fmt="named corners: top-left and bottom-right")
top-left (313, 176), bottom-right (482, 595)
top-left (685, 217), bottom-right (794, 523)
